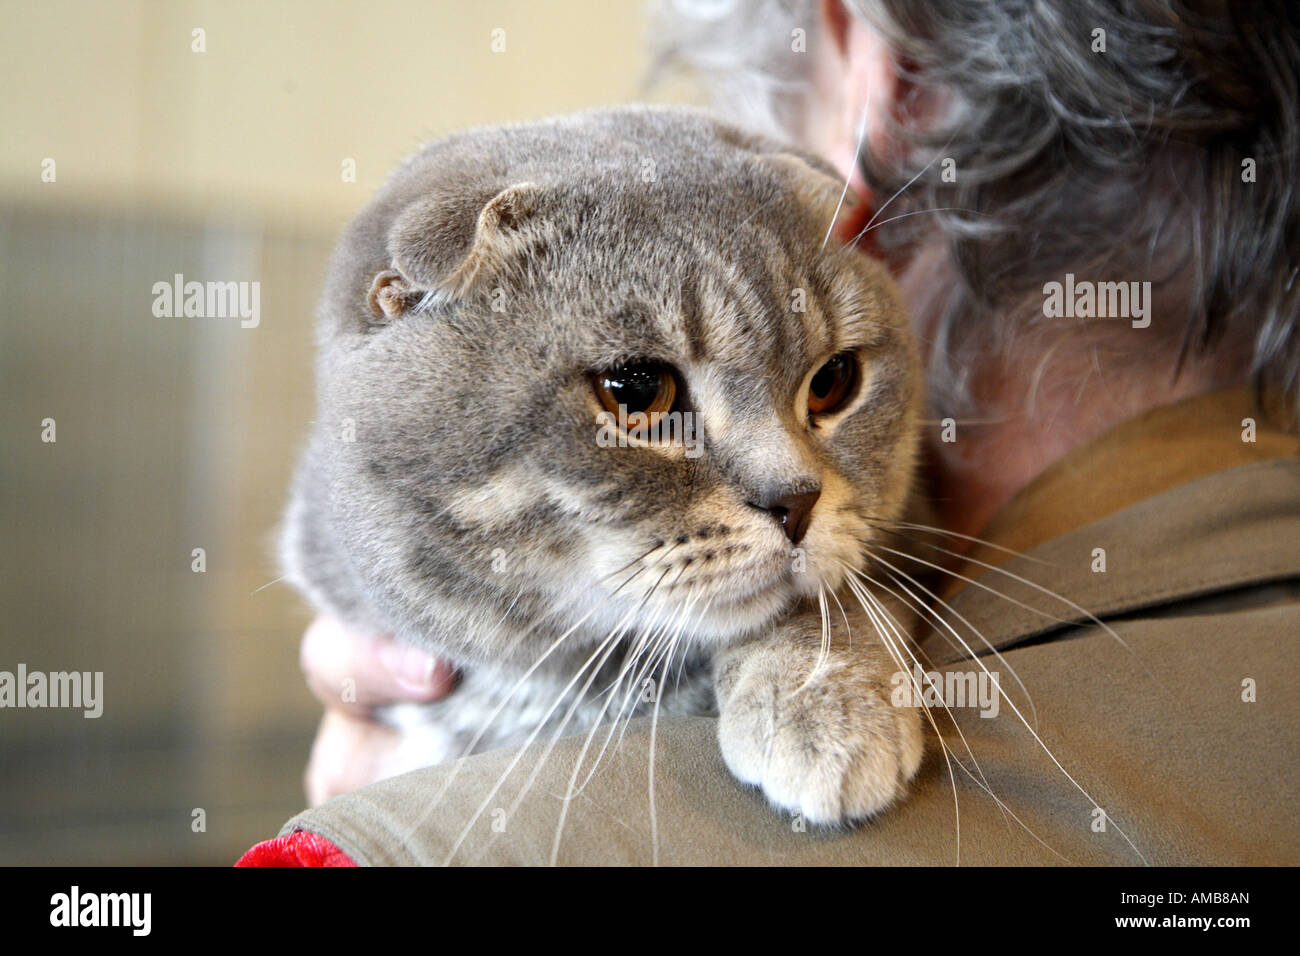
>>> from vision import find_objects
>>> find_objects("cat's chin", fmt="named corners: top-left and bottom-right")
top-left (679, 582), bottom-right (799, 643)
top-left (634, 562), bottom-right (853, 643)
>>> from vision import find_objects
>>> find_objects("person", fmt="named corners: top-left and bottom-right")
top-left (254, 0), bottom-right (1299, 864)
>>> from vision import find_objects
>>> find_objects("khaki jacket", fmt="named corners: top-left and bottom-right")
top-left (279, 389), bottom-right (1300, 865)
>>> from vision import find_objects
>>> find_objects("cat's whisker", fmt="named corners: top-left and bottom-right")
top-left (862, 515), bottom-right (1052, 566)
top-left (471, 584), bottom-right (533, 663)
top-left (455, 576), bottom-right (631, 712)
top-left (410, 544), bottom-right (665, 814)
top-left (867, 573), bottom-right (1037, 820)
top-left (844, 559), bottom-right (1034, 845)
top-left (790, 584), bottom-right (834, 696)
top-left (852, 558), bottom-right (1033, 795)
top-left (850, 553), bottom-right (1148, 864)
top-left (449, 600), bottom-right (651, 866)
top-left (820, 119), bottom-right (961, 258)
top-left (488, 571), bottom-right (704, 865)
top-left (399, 596), bottom-right (614, 847)
top-left (552, 590), bottom-right (707, 865)
top-left (819, 88), bottom-right (874, 252)
top-left (839, 569), bottom-right (965, 864)
top-left (479, 643), bottom-right (638, 864)
top-left (501, 575), bottom-right (686, 796)
top-left (645, 591), bottom-right (704, 867)
top-left (824, 583), bottom-right (855, 650)
top-left (843, 563), bottom-right (996, 770)
top-left (871, 541), bottom-right (1146, 667)
top-left (854, 135), bottom-right (956, 243)
top-left (849, 535), bottom-right (1142, 863)
top-left (600, 539), bottom-right (670, 584)
top-left (596, 555), bottom-right (693, 704)
top-left (832, 206), bottom-right (991, 262)
top-left (426, 566), bottom-right (672, 862)
top-left (249, 575), bottom-right (288, 596)
top-left (845, 569), bottom-right (1070, 864)
top-left (857, 549), bottom-right (1040, 729)
top-left (608, 589), bottom-right (704, 762)
top-left (867, 542), bottom-right (1081, 635)
top-left (850, 569), bottom-right (1072, 863)
top-left (818, 584), bottom-right (832, 668)
top-left (860, 570), bottom-right (1041, 864)
top-left (578, 593), bottom-right (688, 773)
top-left (590, 583), bottom-right (676, 705)
top-left (645, 637), bottom-right (676, 866)
top-left (549, 627), bottom-right (666, 863)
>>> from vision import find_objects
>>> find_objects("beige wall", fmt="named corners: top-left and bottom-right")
top-left (0, 0), bottom-right (694, 230)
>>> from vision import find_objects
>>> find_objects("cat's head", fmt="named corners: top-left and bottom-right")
top-left (291, 107), bottom-right (919, 666)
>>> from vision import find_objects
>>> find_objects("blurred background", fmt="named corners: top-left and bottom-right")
top-left (0, 0), bottom-right (697, 865)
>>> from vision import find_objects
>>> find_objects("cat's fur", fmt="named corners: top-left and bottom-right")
top-left (282, 106), bottom-right (924, 824)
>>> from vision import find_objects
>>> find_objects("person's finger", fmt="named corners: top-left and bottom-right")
top-left (304, 709), bottom-right (402, 806)
top-left (299, 614), bottom-right (457, 714)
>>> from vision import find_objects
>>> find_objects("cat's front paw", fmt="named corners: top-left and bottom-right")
top-left (715, 635), bottom-right (923, 826)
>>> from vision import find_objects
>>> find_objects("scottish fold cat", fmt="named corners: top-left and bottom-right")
top-left (282, 106), bottom-right (924, 824)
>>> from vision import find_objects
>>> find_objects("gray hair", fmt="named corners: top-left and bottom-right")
top-left (650, 0), bottom-right (1300, 420)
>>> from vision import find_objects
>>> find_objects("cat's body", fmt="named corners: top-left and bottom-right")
top-left (283, 106), bottom-right (924, 824)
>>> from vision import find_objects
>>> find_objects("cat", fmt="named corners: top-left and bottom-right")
top-left (281, 105), bottom-right (925, 826)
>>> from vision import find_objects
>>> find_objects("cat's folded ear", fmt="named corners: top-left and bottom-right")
top-left (366, 268), bottom-right (423, 321)
top-left (366, 182), bottom-right (543, 322)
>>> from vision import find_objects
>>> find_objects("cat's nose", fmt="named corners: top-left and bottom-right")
top-left (749, 488), bottom-right (821, 545)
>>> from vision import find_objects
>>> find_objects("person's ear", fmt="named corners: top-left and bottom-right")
top-left (818, 3), bottom-right (903, 167)
top-left (813, 0), bottom-right (907, 246)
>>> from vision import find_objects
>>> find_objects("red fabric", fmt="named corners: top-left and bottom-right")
top-left (236, 830), bottom-right (357, 867)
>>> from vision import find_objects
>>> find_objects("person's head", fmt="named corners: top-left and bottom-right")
top-left (654, 0), bottom-right (1299, 425)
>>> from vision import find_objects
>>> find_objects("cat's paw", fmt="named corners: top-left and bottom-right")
top-left (715, 636), bottom-right (923, 826)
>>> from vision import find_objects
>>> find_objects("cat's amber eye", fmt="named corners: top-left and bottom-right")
top-left (807, 352), bottom-right (857, 416)
top-left (593, 362), bottom-right (678, 431)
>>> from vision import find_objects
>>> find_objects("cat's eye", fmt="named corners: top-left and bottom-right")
top-left (807, 352), bottom-right (857, 417)
top-left (593, 362), bottom-right (679, 430)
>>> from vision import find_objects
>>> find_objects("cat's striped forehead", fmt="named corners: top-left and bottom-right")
top-left (516, 178), bottom-right (896, 399)
top-left (619, 271), bottom-right (890, 421)
top-left (671, 237), bottom-right (835, 363)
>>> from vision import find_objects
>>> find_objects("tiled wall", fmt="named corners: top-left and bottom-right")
top-left (0, 204), bottom-right (331, 864)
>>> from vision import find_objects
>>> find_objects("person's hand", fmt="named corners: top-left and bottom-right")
top-left (298, 614), bottom-right (458, 805)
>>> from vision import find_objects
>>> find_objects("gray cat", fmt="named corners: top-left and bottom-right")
top-left (281, 105), bottom-right (924, 825)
